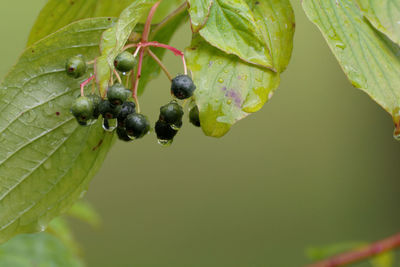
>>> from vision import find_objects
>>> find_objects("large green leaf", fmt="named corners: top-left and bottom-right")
top-left (187, 0), bottom-right (274, 70)
top-left (357, 0), bottom-right (400, 46)
top-left (302, 0), bottom-right (400, 118)
top-left (95, 0), bottom-right (158, 95)
top-left (0, 18), bottom-right (115, 244)
top-left (0, 232), bottom-right (84, 267)
top-left (186, 0), bottom-right (294, 137)
top-left (186, 35), bottom-right (279, 137)
top-left (27, 0), bottom-right (185, 46)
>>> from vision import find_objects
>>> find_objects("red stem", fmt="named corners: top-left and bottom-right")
top-left (306, 233), bottom-right (400, 267)
top-left (142, 1), bottom-right (161, 42)
top-left (80, 76), bottom-right (95, 96)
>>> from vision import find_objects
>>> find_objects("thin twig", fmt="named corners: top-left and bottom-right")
top-left (306, 233), bottom-right (400, 267)
top-left (146, 48), bottom-right (172, 81)
top-left (113, 69), bottom-right (122, 84)
top-left (80, 76), bottom-right (95, 96)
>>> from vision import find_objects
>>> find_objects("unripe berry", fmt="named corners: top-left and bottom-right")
top-left (125, 113), bottom-right (150, 139)
top-left (114, 51), bottom-right (136, 72)
top-left (66, 55), bottom-right (86, 78)
top-left (171, 75), bottom-right (196, 99)
top-left (189, 105), bottom-right (201, 127)
top-left (71, 96), bottom-right (94, 125)
top-left (159, 101), bottom-right (184, 126)
top-left (107, 83), bottom-right (130, 106)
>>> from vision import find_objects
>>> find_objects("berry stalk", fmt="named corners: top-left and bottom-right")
top-left (80, 76), bottom-right (95, 96)
top-left (306, 232), bottom-right (400, 267)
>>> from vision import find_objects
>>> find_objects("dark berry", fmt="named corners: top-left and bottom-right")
top-left (159, 101), bottom-right (184, 126)
top-left (66, 55), bottom-right (86, 78)
top-left (189, 105), bottom-right (201, 127)
top-left (155, 120), bottom-right (178, 141)
top-left (71, 96), bottom-right (94, 125)
top-left (171, 75), bottom-right (196, 99)
top-left (125, 113), bottom-right (150, 139)
top-left (99, 100), bottom-right (117, 119)
top-left (117, 101), bottom-right (136, 126)
top-left (88, 94), bottom-right (102, 119)
top-left (107, 83), bottom-right (130, 106)
top-left (114, 51), bottom-right (136, 72)
top-left (116, 127), bottom-right (132, 142)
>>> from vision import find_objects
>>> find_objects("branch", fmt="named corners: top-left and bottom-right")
top-left (306, 233), bottom-right (400, 267)
top-left (150, 2), bottom-right (188, 39)
top-left (146, 48), bottom-right (172, 81)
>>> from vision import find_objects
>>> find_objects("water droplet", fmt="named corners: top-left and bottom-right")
top-left (102, 118), bottom-right (117, 132)
top-left (122, 72), bottom-right (127, 76)
top-left (227, 99), bottom-right (232, 105)
top-left (335, 42), bottom-right (346, 49)
top-left (170, 124), bottom-right (181, 131)
top-left (158, 139), bottom-right (173, 147)
top-left (43, 161), bottom-right (52, 170)
top-left (223, 69), bottom-right (228, 73)
top-left (218, 78), bottom-right (224, 83)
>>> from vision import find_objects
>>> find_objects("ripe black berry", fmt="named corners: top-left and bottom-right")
top-left (116, 127), bottom-right (132, 142)
top-left (171, 75), bottom-right (196, 99)
top-left (189, 105), bottom-right (201, 127)
top-left (99, 100), bottom-right (117, 119)
top-left (159, 101), bottom-right (184, 127)
top-left (125, 113), bottom-right (150, 139)
top-left (114, 51), bottom-right (136, 72)
top-left (71, 96), bottom-right (94, 125)
top-left (88, 94), bottom-right (102, 119)
top-left (107, 83), bottom-right (130, 106)
top-left (155, 120), bottom-right (178, 141)
top-left (66, 55), bottom-right (86, 78)
top-left (117, 101), bottom-right (136, 126)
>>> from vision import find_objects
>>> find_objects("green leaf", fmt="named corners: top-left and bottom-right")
top-left (302, 0), bottom-right (400, 117)
top-left (370, 251), bottom-right (394, 267)
top-left (188, 0), bottom-right (274, 70)
top-left (66, 201), bottom-right (101, 228)
top-left (0, 232), bottom-right (84, 267)
top-left (357, 0), bottom-right (400, 46)
top-left (247, 0), bottom-right (295, 72)
top-left (27, 0), bottom-right (185, 47)
top-left (187, 0), bottom-right (213, 32)
top-left (27, 0), bottom-right (135, 46)
top-left (0, 18), bottom-right (115, 244)
top-left (186, 35), bottom-right (280, 137)
top-left (186, 0), bottom-right (294, 137)
top-left (95, 0), bottom-right (158, 95)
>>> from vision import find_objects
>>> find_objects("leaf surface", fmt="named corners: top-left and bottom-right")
top-left (188, 0), bottom-right (274, 69)
top-left (0, 18), bottom-right (115, 244)
top-left (302, 0), bottom-right (400, 116)
top-left (187, 0), bottom-right (213, 32)
top-left (28, 0), bottom-right (185, 46)
top-left (357, 0), bottom-right (400, 46)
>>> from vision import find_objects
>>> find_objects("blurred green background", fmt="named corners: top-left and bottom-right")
top-left (1, 1), bottom-right (400, 266)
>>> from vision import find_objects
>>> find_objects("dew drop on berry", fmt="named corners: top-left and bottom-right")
top-left (158, 139), bottom-right (173, 147)
top-left (170, 124), bottom-right (181, 131)
top-left (102, 118), bottom-right (118, 132)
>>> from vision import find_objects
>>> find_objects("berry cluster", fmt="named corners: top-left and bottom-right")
top-left (67, 51), bottom-right (200, 145)
top-left (66, 2), bottom-right (201, 146)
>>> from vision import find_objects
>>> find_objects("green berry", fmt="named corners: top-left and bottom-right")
top-left (189, 105), bottom-right (201, 127)
top-left (117, 101), bottom-right (136, 126)
top-left (116, 127), bottom-right (132, 142)
top-left (107, 83), bottom-right (129, 106)
top-left (171, 75), bottom-right (196, 99)
top-left (125, 113), bottom-right (150, 139)
top-left (66, 55), bottom-right (86, 78)
top-left (88, 94), bottom-right (102, 119)
top-left (99, 100), bottom-right (117, 119)
top-left (155, 120), bottom-right (178, 141)
top-left (159, 100), bottom-right (184, 126)
top-left (114, 51), bottom-right (136, 72)
top-left (71, 96), bottom-right (94, 125)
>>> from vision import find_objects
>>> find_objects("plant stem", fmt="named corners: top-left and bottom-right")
top-left (147, 48), bottom-right (172, 81)
top-left (80, 76), bottom-right (95, 96)
top-left (113, 69), bottom-right (122, 84)
top-left (306, 233), bottom-right (400, 267)
top-left (142, 1), bottom-right (161, 43)
top-left (150, 2), bottom-right (188, 39)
